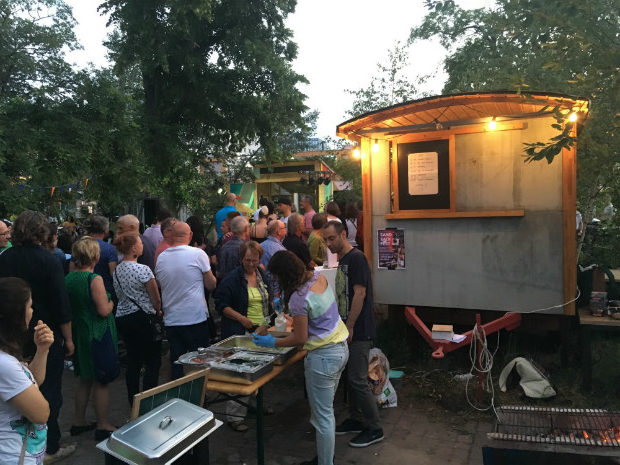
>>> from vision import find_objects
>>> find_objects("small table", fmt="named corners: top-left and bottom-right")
top-left (205, 350), bottom-right (307, 465)
top-left (577, 308), bottom-right (620, 391)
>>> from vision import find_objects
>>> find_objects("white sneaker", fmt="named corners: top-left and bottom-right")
top-left (44, 444), bottom-right (77, 464)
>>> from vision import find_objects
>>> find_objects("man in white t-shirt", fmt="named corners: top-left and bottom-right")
top-left (155, 222), bottom-right (217, 379)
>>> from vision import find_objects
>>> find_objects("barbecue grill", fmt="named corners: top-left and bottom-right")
top-left (484, 405), bottom-right (620, 464)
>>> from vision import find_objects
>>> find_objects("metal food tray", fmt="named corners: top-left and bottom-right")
top-left (208, 351), bottom-right (276, 384)
top-left (210, 335), bottom-right (297, 365)
top-left (175, 349), bottom-right (233, 367)
top-left (103, 398), bottom-right (218, 464)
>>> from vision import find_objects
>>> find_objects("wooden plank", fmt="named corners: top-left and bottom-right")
top-left (562, 124), bottom-right (578, 316)
top-left (385, 210), bottom-right (525, 220)
top-left (578, 308), bottom-right (620, 327)
top-left (391, 142), bottom-right (399, 213)
top-left (131, 368), bottom-right (209, 420)
top-left (449, 134), bottom-right (456, 211)
top-left (361, 138), bottom-right (373, 267)
top-left (392, 122), bottom-right (525, 143)
top-left (205, 350), bottom-right (306, 396)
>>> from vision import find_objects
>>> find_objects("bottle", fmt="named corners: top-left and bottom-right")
top-left (273, 296), bottom-right (287, 332)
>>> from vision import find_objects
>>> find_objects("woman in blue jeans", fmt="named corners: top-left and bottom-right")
top-left (254, 251), bottom-right (349, 465)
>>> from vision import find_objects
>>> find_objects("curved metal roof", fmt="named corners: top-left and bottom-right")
top-left (336, 91), bottom-right (589, 140)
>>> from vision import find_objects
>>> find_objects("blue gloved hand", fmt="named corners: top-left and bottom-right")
top-left (252, 333), bottom-right (276, 348)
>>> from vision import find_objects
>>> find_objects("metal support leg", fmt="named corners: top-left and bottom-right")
top-left (256, 387), bottom-right (264, 465)
top-left (581, 325), bottom-right (592, 391)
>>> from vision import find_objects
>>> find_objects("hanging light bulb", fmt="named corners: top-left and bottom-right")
top-left (372, 139), bottom-right (380, 152)
top-left (487, 117), bottom-right (497, 130)
top-left (353, 149), bottom-right (361, 160)
top-left (568, 112), bottom-right (578, 122)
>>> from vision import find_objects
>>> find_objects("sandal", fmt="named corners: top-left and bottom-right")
top-left (228, 420), bottom-right (248, 432)
top-left (43, 444), bottom-right (77, 464)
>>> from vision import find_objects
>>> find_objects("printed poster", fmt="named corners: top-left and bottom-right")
top-left (408, 151), bottom-right (438, 195)
top-left (377, 228), bottom-right (405, 270)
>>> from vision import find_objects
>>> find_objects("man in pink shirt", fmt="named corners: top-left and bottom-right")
top-left (300, 195), bottom-right (315, 241)
top-left (154, 217), bottom-right (177, 266)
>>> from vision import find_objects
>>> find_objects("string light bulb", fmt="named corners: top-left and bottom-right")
top-left (487, 117), bottom-right (497, 130)
top-left (568, 112), bottom-right (578, 122)
top-left (372, 139), bottom-right (380, 152)
top-left (353, 149), bottom-right (361, 160)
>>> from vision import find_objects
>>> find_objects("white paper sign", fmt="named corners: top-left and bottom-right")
top-left (408, 152), bottom-right (438, 195)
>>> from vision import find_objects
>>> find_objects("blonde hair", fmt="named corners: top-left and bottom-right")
top-left (71, 236), bottom-right (100, 268)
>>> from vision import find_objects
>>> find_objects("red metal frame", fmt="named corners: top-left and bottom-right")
top-left (404, 306), bottom-right (522, 359)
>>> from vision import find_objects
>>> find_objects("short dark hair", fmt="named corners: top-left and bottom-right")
top-left (323, 220), bottom-right (345, 235)
top-left (113, 233), bottom-right (140, 256)
top-left (278, 197), bottom-right (292, 207)
top-left (0, 277), bottom-right (31, 360)
top-left (86, 215), bottom-right (109, 234)
top-left (226, 211), bottom-right (241, 221)
top-left (324, 201), bottom-right (341, 217)
top-left (311, 213), bottom-right (327, 230)
top-left (156, 208), bottom-right (173, 223)
top-left (11, 211), bottom-right (49, 247)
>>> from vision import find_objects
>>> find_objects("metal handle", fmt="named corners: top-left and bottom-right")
top-left (159, 416), bottom-right (173, 429)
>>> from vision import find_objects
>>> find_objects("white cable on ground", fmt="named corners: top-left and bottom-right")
top-left (464, 323), bottom-right (501, 421)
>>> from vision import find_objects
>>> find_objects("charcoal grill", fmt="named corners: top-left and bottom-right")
top-left (484, 405), bottom-right (620, 463)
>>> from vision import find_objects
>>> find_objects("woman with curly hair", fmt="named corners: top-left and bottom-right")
top-left (0, 211), bottom-right (75, 462)
top-left (0, 277), bottom-right (54, 464)
top-left (254, 250), bottom-right (349, 465)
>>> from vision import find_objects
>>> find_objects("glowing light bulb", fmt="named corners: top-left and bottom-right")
top-left (217, 188), bottom-right (223, 194)
top-left (487, 117), bottom-right (497, 130)
top-left (353, 149), bottom-right (361, 159)
top-left (372, 139), bottom-right (380, 152)
top-left (568, 112), bottom-right (578, 122)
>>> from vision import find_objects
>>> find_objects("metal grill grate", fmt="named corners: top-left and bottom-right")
top-left (488, 406), bottom-right (620, 447)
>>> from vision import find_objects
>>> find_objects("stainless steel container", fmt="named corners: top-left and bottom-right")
top-left (208, 350), bottom-right (276, 384)
top-left (211, 335), bottom-right (297, 365)
top-left (102, 399), bottom-right (219, 464)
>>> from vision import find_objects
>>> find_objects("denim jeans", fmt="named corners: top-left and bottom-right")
top-left (347, 340), bottom-right (381, 431)
top-left (304, 342), bottom-right (349, 465)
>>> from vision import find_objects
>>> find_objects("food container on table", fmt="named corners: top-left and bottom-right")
top-left (207, 350), bottom-right (276, 384)
top-left (104, 398), bottom-right (218, 464)
top-left (175, 348), bottom-right (231, 367)
top-left (210, 335), bottom-right (297, 365)
top-left (589, 291), bottom-right (608, 316)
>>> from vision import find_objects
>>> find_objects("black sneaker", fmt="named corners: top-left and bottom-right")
top-left (335, 418), bottom-right (364, 435)
top-left (349, 429), bottom-right (384, 448)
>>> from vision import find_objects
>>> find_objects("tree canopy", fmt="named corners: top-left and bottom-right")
top-left (410, 0), bottom-right (620, 263)
top-left (99, 0), bottom-right (309, 210)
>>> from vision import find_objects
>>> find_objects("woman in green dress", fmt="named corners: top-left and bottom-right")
top-left (64, 236), bottom-right (117, 440)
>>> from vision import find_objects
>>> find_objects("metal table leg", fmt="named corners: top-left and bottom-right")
top-left (256, 387), bottom-right (264, 465)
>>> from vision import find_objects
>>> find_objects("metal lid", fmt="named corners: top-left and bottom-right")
top-left (109, 399), bottom-right (214, 459)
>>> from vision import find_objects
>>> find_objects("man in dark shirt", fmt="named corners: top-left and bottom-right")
top-left (0, 211), bottom-right (75, 460)
top-left (282, 213), bottom-right (315, 270)
top-left (323, 220), bottom-right (384, 448)
top-left (217, 216), bottom-right (248, 279)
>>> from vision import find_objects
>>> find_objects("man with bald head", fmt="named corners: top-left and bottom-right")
top-left (155, 221), bottom-right (217, 379)
top-left (0, 220), bottom-right (10, 252)
top-left (215, 193), bottom-right (238, 240)
top-left (117, 214), bottom-right (140, 236)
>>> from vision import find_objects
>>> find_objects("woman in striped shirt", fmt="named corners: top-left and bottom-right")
top-left (253, 250), bottom-right (349, 465)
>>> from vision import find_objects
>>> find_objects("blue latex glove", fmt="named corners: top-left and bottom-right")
top-left (252, 333), bottom-right (276, 348)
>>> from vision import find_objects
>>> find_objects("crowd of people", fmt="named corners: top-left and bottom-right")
top-left (0, 193), bottom-right (381, 465)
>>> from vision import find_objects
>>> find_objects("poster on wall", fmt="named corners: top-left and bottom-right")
top-left (408, 151), bottom-right (438, 195)
top-left (377, 228), bottom-right (406, 270)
